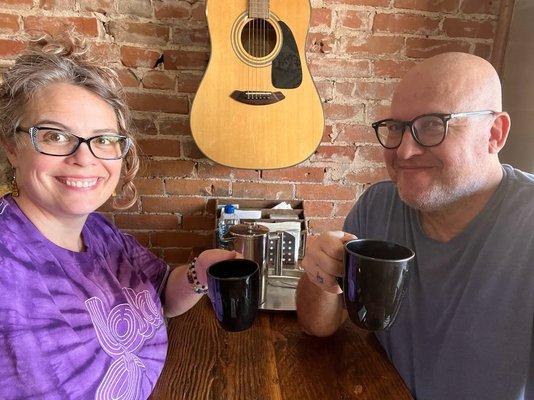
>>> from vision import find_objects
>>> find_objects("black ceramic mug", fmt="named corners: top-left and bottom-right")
top-left (342, 239), bottom-right (415, 331)
top-left (207, 258), bottom-right (260, 332)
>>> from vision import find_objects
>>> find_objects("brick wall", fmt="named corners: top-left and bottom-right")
top-left (0, 0), bottom-right (504, 265)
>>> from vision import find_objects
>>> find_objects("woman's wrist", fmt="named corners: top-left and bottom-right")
top-left (186, 257), bottom-right (208, 295)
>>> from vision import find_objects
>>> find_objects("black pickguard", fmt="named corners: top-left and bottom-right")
top-left (272, 21), bottom-right (302, 89)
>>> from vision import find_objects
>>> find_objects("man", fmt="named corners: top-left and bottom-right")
top-left (296, 52), bottom-right (534, 400)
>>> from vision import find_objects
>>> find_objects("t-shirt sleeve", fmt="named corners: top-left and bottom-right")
top-left (121, 233), bottom-right (170, 299)
top-left (343, 188), bottom-right (371, 238)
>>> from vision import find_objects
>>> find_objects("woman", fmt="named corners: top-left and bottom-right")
top-left (0, 34), bottom-right (234, 399)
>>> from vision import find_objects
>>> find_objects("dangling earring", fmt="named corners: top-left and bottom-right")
top-left (10, 169), bottom-right (19, 197)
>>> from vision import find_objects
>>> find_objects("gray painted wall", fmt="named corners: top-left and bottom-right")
top-left (500, 0), bottom-right (534, 173)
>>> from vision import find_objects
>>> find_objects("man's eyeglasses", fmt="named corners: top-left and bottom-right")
top-left (371, 110), bottom-right (496, 149)
top-left (16, 126), bottom-right (132, 160)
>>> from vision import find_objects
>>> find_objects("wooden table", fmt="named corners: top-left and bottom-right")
top-left (150, 297), bottom-right (413, 400)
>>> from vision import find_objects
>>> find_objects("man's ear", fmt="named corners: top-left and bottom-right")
top-left (488, 112), bottom-right (511, 154)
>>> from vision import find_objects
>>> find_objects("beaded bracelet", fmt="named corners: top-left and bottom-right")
top-left (187, 257), bottom-right (208, 294)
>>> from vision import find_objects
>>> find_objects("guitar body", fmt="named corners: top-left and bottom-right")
top-left (191, 0), bottom-right (324, 169)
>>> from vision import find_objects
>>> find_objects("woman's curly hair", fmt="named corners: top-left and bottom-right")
top-left (0, 31), bottom-right (139, 209)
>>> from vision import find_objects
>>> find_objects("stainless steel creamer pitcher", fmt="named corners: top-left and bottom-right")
top-left (227, 223), bottom-right (283, 305)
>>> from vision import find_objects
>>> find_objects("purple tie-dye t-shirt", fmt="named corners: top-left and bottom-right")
top-left (0, 195), bottom-right (169, 400)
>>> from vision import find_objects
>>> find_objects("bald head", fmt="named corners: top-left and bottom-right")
top-left (392, 52), bottom-right (502, 118)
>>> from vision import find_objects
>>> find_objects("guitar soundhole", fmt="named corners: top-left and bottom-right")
top-left (241, 19), bottom-right (277, 58)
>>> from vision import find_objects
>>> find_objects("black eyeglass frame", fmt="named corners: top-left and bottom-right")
top-left (16, 126), bottom-right (132, 160)
top-left (371, 110), bottom-right (496, 149)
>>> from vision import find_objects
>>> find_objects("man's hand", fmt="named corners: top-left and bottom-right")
top-left (300, 231), bottom-right (357, 294)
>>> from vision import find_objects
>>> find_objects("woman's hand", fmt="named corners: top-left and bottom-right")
top-left (300, 231), bottom-right (357, 294)
top-left (194, 249), bottom-right (242, 286)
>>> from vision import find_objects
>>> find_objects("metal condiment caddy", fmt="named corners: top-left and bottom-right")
top-left (214, 199), bottom-right (307, 311)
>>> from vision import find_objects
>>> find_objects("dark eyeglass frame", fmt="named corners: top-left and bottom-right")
top-left (16, 126), bottom-right (132, 160)
top-left (371, 110), bottom-right (496, 149)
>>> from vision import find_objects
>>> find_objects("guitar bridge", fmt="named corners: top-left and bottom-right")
top-left (230, 90), bottom-right (285, 105)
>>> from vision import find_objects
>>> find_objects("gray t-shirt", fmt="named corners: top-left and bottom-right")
top-left (343, 164), bottom-right (534, 400)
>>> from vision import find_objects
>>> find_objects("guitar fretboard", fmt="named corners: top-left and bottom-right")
top-left (248, 0), bottom-right (270, 19)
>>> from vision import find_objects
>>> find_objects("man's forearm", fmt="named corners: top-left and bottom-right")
top-left (296, 274), bottom-right (347, 337)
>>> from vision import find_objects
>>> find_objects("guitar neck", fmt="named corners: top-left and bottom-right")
top-left (248, 0), bottom-right (269, 18)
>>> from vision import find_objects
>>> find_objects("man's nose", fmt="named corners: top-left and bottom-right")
top-left (395, 126), bottom-right (424, 159)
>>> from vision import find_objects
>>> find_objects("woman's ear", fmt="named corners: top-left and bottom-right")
top-left (1, 140), bottom-right (19, 169)
top-left (488, 112), bottom-right (511, 154)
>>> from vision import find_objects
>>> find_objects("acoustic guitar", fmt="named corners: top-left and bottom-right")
top-left (190, 0), bottom-right (324, 169)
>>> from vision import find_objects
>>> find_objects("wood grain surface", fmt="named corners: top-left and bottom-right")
top-left (150, 297), bottom-right (413, 400)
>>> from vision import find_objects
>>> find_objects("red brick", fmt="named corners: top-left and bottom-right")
top-left (79, 0), bottom-right (113, 13)
top-left (337, 10), bottom-right (371, 30)
top-left (154, 0), bottom-right (190, 19)
top-left (367, 103), bottom-right (391, 122)
top-left (140, 159), bottom-right (195, 178)
top-left (232, 182), bottom-right (294, 199)
top-left (394, 0), bottom-right (460, 13)
top-left (313, 145), bottom-right (355, 162)
top-left (323, 103), bottom-right (364, 121)
top-left (355, 80), bottom-right (396, 100)
top-left (166, 179), bottom-right (230, 196)
top-left (336, 124), bottom-right (376, 145)
top-left (261, 167), bottom-right (325, 183)
top-left (333, 201), bottom-right (356, 217)
top-left (233, 169), bottom-right (260, 180)
top-left (181, 140), bottom-right (206, 160)
top-left (373, 59), bottom-right (417, 78)
top-left (89, 42), bottom-right (120, 64)
top-left (322, 125), bottom-right (334, 143)
top-left (164, 49), bottom-right (209, 70)
top-left (373, 13), bottom-right (440, 35)
top-left (177, 71), bottom-right (203, 93)
top-left (191, 2), bottom-right (206, 23)
top-left (117, 0), bottom-right (152, 18)
top-left (310, 8), bottom-right (332, 28)
top-left (134, 178), bottom-right (164, 195)
top-left (126, 91), bottom-right (189, 114)
top-left (357, 145), bottom-right (384, 164)
top-left (308, 217), bottom-right (345, 233)
top-left (296, 184), bottom-right (356, 201)
top-left (0, 13), bottom-right (19, 33)
top-left (172, 25), bottom-right (209, 46)
top-left (158, 116), bottom-right (190, 136)
top-left (405, 37), bottom-right (471, 58)
top-left (309, 57), bottom-right (371, 79)
top-left (343, 35), bottom-right (405, 56)
top-left (460, 0), bottom-right (499, 15)
top-left (121, 46), bottom-right (162, 68)
top-left (38, 0), bottom-right (75, 10)
top-left (115, 214), bottom-right (179, 230)
top-left (443, 18), bottom-right (495, 39)
top-left (182, 215), bottom-right (216, 230)
top-left (164, 248), bottom-right (193, 264)
top-left (197, 164), bottom-right (232, 179)
top-left (0, 39), bottom-right (25, 58)
top-left (151, 231), bottom-right (212, 248)
top-left (141, 196), bottom-right (206, 214)
top-left (137, 138), bottom-right (180, 157)
top-left (303, 200), bottom-right (335, 218)
top-left (324, 0), bottom-right (389, 5)
top-left (142, 71), bottom-right (175, 90)
top-left (24, 16), bottom-right (99, 37)
top-left (0, 0), bottom-right (32, 8)
top-left (133, 117), bottom-right (157, 136)
top-left (307, 32), bottom-right (334, 54)
top-left (107, 21), bottom-right (169, 46)
top-left (128, 231), bottom-right (149, 247)
top-left (335, 82), bottom-right (354, 97)
top-left (345, 167), bottom-right (390, 184)
top-left (474, 42), bottom-right (492, 60)
top-left (115, 69), bottom-right (140, 88)
top-left (315, 80), bottom-right (334, 102)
